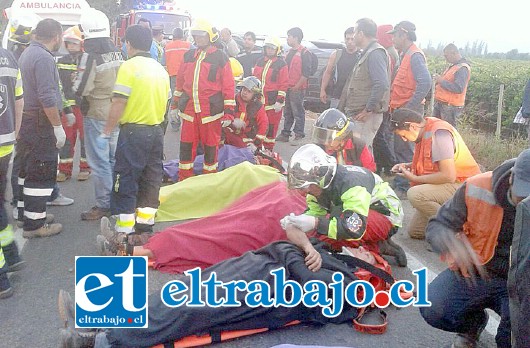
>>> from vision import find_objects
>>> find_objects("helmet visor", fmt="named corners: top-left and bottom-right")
top-left (312, 126), bottom-right (337, 145)
top-left (287, 160), bottom-right (319, 189)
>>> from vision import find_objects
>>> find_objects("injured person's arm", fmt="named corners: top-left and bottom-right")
top-left (284, 224), bottom-right (322, 272)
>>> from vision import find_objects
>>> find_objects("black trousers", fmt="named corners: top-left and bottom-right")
top-left (0, 153), bottom-right (11, 232)
top-left (111, 124), bottom-right (164, 232)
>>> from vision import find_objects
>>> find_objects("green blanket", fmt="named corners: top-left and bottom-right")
top-left (156, 162), bottom-right (283, 222)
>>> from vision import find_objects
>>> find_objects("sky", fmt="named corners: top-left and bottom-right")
top-left (177, 0), bottom-right (529, 53)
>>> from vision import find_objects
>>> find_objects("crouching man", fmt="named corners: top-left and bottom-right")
top-left (420, 149), bottom-right (530, 348)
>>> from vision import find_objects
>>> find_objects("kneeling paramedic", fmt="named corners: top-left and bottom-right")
top-left (99, 25), bottom-right (170, 237)
top-left (312, 108), bottom-right (376, 172)
top-left (223, 76), bottom-right (268, 150)
top-left (282, 144), bottom-right (407, 267)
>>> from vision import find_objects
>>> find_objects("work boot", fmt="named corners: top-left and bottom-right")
top-left (2, 242), bottom-right (26, 273)
top-left (275, 133), bottom-right (290, 142)
top-left (60, 327), bottom-right (96, 348)
top-left (57, 172), bottom-right (71, 182)
top-left (16, 214), bottom-right (55, 228)
top-left (81, 207), bottom-right (110, 221)
top-left (379, 238), bottom-right (408, 267)
top-left (290, 134), bottom-right (304, 147)
top-left (23, 223), bottom-right (62, 239)
top-left (97, 217), bottom-right (128, 256)
top-left (58, 289), bottom-right (75, 329)
top-left (77, 171), bottom-right (90, 181)
top-left (47, 194), bottom-right (74, 206)
top-left (0, 271), bottom-right (13, 299)
top-left (452, 312), bottom-right (489, 348)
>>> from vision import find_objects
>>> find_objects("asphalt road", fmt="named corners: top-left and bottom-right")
top-left (1, 114), bottom-right (498, 348)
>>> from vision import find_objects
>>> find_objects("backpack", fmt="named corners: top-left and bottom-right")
top-left (303, 48), bottom-right (319, 76)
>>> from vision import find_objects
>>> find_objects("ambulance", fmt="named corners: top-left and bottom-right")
top-left (2, 0), bottom-right (92, 49)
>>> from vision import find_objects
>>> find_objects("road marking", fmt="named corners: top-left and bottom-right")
top-left (402, 244), bottom-right (500, 337)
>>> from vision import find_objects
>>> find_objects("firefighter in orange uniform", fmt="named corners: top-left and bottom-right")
top-left (223, 76), bottom-right (268, 149)
top-left (252, 37), bottom-right (288, 150)
top-left (172, 19), bottom-right (235, 181)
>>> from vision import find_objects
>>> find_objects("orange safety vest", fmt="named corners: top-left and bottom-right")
top-left (434, 62), bottom-right (471, 106)
top-left (411, 117), bottom-right (481, 185)
top-left (390, 44), bottom-right (424, 109)
top-left (462, 172), bottom-right (504, 265)
top-left (165, 39), bottom-right (191, 76)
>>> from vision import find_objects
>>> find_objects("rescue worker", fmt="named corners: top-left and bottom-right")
top-left (7, 14), bottom-right (41, 60)
top-left (74, 9), bottom-right (124, 221)
top-left (283, 144), bottom-right (407, 267)
top-left (433, 43), bottom-right (471, 127)
top-left (312, 108), bottom-right (376, 172)
top-left (0, 43), bottom-right (25, 299)
top-left (165, 27), bottom-right (191, 92)
top-left (56, 25), bottom-right (90, 182)
top-left (15, 18), bottom-right (65, 238)
top-left (99, 24), bottom-right (170, 240)
top-left (172, 19), bottom-right (235, 181)
top-left (252, 37), bottom-right (289, 150)
top-left (390, 108), bottom-right (481, 239)
top-left (165, 27), bottom-right (191, 131)
top-left (420, 149), bottom-right (530, 348)
top-left (9, 15), bottom-right (74, 212)
top-left (223, 76), bottom-right (268, 149)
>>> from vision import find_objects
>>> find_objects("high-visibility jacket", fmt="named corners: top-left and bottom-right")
top-left (462, 172), bottom-right (504, 265)
top-left (253, 56), bottom-right (289, 110)
top-left (434, 62), bottom-right (471, 106)
top-left (411, 117), bottom-right (480, 185)
top-left (165, 39), bottom-right (191, 77)
top-left (233, 93), bottom-right (268, 145)
top-left (390, 44), bottom-right (424, 109)
top-left (175, 46), bottom-right (235, 124)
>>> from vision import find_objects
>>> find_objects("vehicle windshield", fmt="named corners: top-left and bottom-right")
top-left (135, 12), bottom-right (190, 35)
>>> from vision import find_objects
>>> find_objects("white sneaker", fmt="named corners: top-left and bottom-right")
top-left (47, 194), bottom-right (74, 206)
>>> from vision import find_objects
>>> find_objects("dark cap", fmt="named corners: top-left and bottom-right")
top-left (152, 25), bottom-right (163, 34)
top-left (389, 107), bottom-right (424, 129)
top-left (512, 148), bottom-right (530, 197)
top-left (387, 21), bottom-right (417, 41)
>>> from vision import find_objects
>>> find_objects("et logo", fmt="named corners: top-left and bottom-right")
top-left (75, 256), bottom-right (148, 328)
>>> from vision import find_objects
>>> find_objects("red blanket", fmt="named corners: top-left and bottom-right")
top-left (145, 181), bottom-right (306, 274)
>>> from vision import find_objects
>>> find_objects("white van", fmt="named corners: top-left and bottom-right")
top-left (2, 0), bottom-right (92, 49)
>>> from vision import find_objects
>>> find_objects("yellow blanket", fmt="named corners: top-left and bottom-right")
top-left (156, 162), bottom-right (283, 222)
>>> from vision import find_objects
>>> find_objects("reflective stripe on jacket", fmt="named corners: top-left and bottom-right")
top-left (253, 56), bottom-right (288, 106)
top-left (175, 46), bottom-right (235, 123)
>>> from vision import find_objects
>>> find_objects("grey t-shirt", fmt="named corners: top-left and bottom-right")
top-left (431, 129), bottom-right (455, 162)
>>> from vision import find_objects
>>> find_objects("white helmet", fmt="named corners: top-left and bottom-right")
top-left (80, 9), bottom-right (110, 39)
top-left (287, 144), bottom-right (337, 189)
top-left (9, 13), bottom-right (42, 45)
